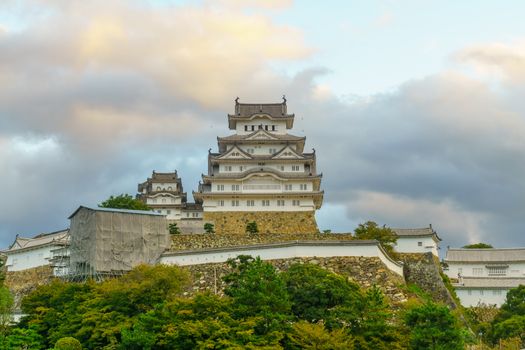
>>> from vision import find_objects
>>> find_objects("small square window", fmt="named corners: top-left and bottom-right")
top-left (418, 242), bottom-right (422, 246)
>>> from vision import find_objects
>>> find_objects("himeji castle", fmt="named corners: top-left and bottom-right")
top-left (193, 98), bottom-right (324, 234)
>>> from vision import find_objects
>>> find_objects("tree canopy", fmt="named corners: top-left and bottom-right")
top-left (98, 194), bottom-right (150, 211)
top-left (354, 221), bottom-right (398, 254)
top-left (462, 243), bottom-right (493, 249)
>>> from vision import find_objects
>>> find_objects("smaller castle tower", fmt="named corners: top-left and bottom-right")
top-left (137, 171), bottom-right (187, 220)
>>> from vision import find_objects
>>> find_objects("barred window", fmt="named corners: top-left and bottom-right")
top-left (262, 200), bottom-right (270, 206)
top-left (487, 266), bottom-right (507, 276)
top-left (247, 200), bottom-right (255, 207)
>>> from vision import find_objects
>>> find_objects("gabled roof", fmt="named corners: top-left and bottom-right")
top-left (228, 100), bottom-right (295, 129)
top-left (3, 229), bottom-right (69, 253)
top-left (272, 145), bottom-right (304, 159)
top-left (68, 206), bottom-right (165, 219)
top-left (214, 145), bottom-right (253, 160)
top-left (218, 130), bottom-right (305, 142)
top-left (445, 248), bottom-right (525, 263)
top-left (455, 277), bottom-right (525, 289)
top-left (392, 226), bottom-right (442, 241)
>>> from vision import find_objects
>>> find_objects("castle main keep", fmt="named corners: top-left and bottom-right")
top-left (193, 98), bottom-right (324, 234)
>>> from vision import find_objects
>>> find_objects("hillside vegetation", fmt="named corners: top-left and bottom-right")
top-left (0, 256), bottom-right (522, 349)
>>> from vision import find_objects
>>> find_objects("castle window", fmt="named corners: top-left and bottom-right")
top-left (285, 184), bottom-right (292, 191)
top-left (277, 200), bottom-right (285, 206)
top-left (493, 290), bottom-right (502, 295)
top-left (156, 186), bottom-right (161, 190)
top-left (280, 165), bottom-right (285, 171)
top-left (272, 125), bottom-right (276, 131)
top-left (251, 125), bottom-right (255, 131)
top-left (265, 125), bottom-right (269, 131)
top-left (269, 148), bottom-right (277, 154)
top-left (262, 200), bottom-right (270, 206)
top-left (300, 184), bottom-right (307, 190)
top-left (224, 166), bottom-right (232, 172)
top-left (167, 210), bottom-right (171, 214)
top-left (247, 148), bottom-right (254, 154)
top-left (218, 200), bottom-right (224, 207)
top-left (292, 200), bottom-right (300, 206)
top-left (239, 166), bottom-right (244, 171)
top-left (231, 200), bottom-right (239, 207)
top-left (247, 200), bottom-right (255, 206)
top-left (472, 268), bottom-right (483, 276)
top-left (418, 242), bottom-right (422, 246)
top-left (168, 186), bottom-right (172, 191)
top-left (157, 210), bottom-right (162, 213)
top-left (487, 266), bottom-right (508, 276)
top-left (292, 165), bottom-right (300, 171)
top-left (244, 125), bottom-right (248, 131)
top-left (217, 184), bottom-right (224, 191)
top-left (231, 184), bottom-right (240, 191)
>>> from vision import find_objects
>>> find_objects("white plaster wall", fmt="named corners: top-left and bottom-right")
top-left (236, 120), bottom-right (287, 135)
top-left (211, 180), bottom-right (313, 194)
top-left (6, 246), bottom-right (55, 271)
top-left (394, 237), bottom-right (438, 256)
top-left (160, 243), bottom-right (404, 276)
top-left (203, 197), bottom-right (315, 211)
top-left (456, 288), bottom-right (509, 307)
top-left (152, 182), bottom-right (178, 191)
top-left (445, 262), bottom-right (525, 279)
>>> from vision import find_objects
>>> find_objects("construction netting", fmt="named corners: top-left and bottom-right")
top-left (69, 207), bottom-right (170, 279)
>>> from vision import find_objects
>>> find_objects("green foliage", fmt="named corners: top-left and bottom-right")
top-left (224, 256), bottom-right (291, 335)
top-left (245, 221), bottom-right (259, 234)
top-left (354, 221), bottom-right (397, 254)
top-left (0, 257), bottom-right (6, 286)
top-left (19, 264), bottom-right (190, 349)
top-left (489, 285), bottom-right (525, 346)
top-left (283, 263), bottom-right (361, 325)
top-left (404, 302), bottom-right (464, 350)
top-left (0, 286), bottom-right (13, 339)
top-left (1, 326), bottom-right (44, 350)
top-left (204, 223), bottom-right (215, 234)
top-left (168, 222), bottom-right (181, 234)
top-left (322, 229), bottom-right (332, 234)
top-left (462, 242), bottom-right (493, 249)
top-left (98, 193), bottom-right (150, 211)
top-left (54, 337), bottom-right (82, 350)
top-left (288, 321), bottom-right (354, 349)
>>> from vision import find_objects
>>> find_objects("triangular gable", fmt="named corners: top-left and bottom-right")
top-left (273, 145), bottom-right (304, 159)
top-left (245, 129), bottom-right (279, 141)
top-left (216, 145), bottom-right (252, 160)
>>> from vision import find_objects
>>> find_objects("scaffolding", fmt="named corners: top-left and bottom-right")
top-left (67, 206), bottom-right (170, 281)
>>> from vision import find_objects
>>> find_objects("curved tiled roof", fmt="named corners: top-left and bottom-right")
top-left (445, 248), bottom-right (525, 263)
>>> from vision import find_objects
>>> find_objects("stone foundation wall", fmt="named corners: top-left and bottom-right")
top-left (183, 256), bottom-right (408, 305)
top-left (399, 253), bottom-right (458, 308)
top-left (5, 265), bottom-right (54, 310)
top-left (203, 211), bottom-right (319, 234)
top-left (168, 219), bottom-right (211, 234)
top-left (171, 232), bottom-right (355, 251)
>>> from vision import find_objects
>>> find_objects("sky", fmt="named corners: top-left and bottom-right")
top-left (1, 0), bottom-right (525, 249)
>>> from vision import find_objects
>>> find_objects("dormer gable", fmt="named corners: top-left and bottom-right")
top-left (216, 145), bottom-right (252, 160)
top-left (273, 145), bottom-right (304, 159)
top-left (245, 129), bottom-right (280, 141)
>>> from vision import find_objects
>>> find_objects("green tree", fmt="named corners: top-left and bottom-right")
top-left (245, 221), bottom-right (259, 234)
top-left (404, 302), bottom-right (464, 350)
top-left (204, 223), bottom-right (215, 234)
top-left (2, 326), bottom-right (44, 350)
top-left (168, 223), bottom-right (180, 235)
top-left (289, 321), bottom-right (354, 350)
top-left (490, 285), bottom-right (525, 345)
top-left (462, 243), bottom-right (493, 249)
top-left (354, 221), bottom-right (397, 254)
top-left (0, 286), bottom-right (13, 340)
top-left (54, 337), bottom-right (82, 350)
top-left (224, 255), bottom-right (291, 334)
top-left (98, 194), bottom-right (150, 211)
top-left (283, 263), bottom-right (361, 325)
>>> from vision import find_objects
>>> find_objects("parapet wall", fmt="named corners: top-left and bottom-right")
top-left (203, 211), bottom-right (319, 234)
top-left (182, 256), bottom-right (408, 305)
top-left (171, 232), bottom-right (355, 250)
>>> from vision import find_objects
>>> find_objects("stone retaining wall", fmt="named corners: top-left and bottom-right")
top-left (183, 256), bottom-right (408, 304)
top-left (400, 252), bottom-right (458, 308)
top-left (5, 265), bottom-right (54, 310)
top-left (203, 211), bottom-right (318, 234)
top-left (171, 232), bottom-right (355, 251)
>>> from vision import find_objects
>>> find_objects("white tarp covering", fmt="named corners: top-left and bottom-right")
top-left (69, 206), bottom-right (169, 278)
